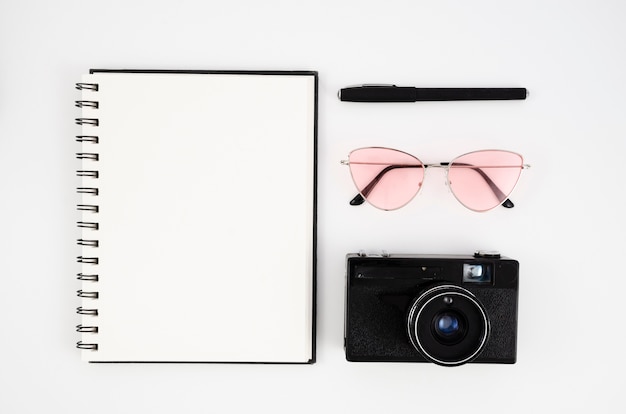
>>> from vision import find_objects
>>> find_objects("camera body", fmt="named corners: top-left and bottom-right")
top-left (345, 251), bottom-right (519, 366)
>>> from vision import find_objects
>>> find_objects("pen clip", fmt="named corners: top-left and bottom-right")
top-left (341, 84), bottom-right (397, 89)
top-left (359, 84), bottom-right (397, 88)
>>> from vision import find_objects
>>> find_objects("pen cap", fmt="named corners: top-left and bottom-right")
top-left (339, 86), bottom-right (417, 102)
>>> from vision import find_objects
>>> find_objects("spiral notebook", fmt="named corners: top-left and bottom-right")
top-left (76, 70), bottom-right (317, 363)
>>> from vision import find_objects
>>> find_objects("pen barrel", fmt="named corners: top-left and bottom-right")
top-left (414, 88), bottom-right (527, 101)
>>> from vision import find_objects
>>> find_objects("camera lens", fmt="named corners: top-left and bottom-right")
top-left (433, 311), bottom-right (466, 344)
top-left (407, 285), bottom-right (489, 366)
top-left (437, 315), bottom-right (458, 334)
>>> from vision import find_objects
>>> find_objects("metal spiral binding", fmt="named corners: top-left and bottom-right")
top-left (77, 170), bottom-right (99, 178)
top-left (76, 153), bottom-right (99, 161)
top-left (77, 306), bottom-right (98, 316)
top-left (76, 342), bottom-right (98, 350)
top-left (76, 81), bottom-right (100, 352)
top-left (75, 100), bottom-right (99, 108)
top-left (76, 135), bottom-right (99, 143)
top-left (75, 118), bottom-right (99, 126)
top-left (76, 325), bottom-right (99, 333)
top-left (76, 82), bottom-right (99, 91)
top-left (77, 239), bottom-right (99, 247)
top-left (77, 273), bottom-right (99, 282)
top-left (77, 204), bottom-right (99, 213)
top-left (77, 290), bottom-right (99, 299)
top-left (77, 187), bottom-right (99, 195)
top-left (77, 221), bottom-right (99, 230)
top-left (77, 256), bottom-right (98, 264)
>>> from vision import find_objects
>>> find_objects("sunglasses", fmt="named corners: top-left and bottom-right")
top-left (341, 147), bottom-right (530, 212)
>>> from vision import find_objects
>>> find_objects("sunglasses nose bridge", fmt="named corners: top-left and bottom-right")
top-left (424, 163), bottom-right (451, 189)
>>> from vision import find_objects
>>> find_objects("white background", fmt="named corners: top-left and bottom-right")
top-left (1, 0), bottom-right (624, 412)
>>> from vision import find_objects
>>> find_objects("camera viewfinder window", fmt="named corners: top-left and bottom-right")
top-left (463, 263), bottom-right (492, 283)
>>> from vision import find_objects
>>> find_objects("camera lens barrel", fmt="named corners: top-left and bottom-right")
top-left (407, 284), bottom-right (490, 366)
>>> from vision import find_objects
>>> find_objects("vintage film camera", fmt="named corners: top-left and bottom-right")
top-left (345, 251), bottom-right (518, 366)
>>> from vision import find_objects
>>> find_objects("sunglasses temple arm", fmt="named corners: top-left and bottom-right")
top-left (350, 192), bottom-right (513, 208)
top-left (348, 164), bottom-right (417, 207)
top-left (452, 163), bottom-right (515, 209)
top-left (350, 193), bottom-right (366, 206)
top-left (348, 163), bottom-right (516, 209)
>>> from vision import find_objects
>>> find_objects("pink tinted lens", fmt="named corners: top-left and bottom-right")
top-left (447, 150), bottom-right (523, 212)
top-left (348, 148), bottom-right (424, 210)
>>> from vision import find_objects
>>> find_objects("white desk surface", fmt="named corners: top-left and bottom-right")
top-left (1, 1), bottom-right (623, 412)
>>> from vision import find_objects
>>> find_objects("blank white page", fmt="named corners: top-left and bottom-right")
top-left (77, 71), bottom-right (316, 362)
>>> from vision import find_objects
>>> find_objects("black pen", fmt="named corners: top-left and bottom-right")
top-left (339, 84), bottom-right (528, 102)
